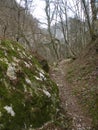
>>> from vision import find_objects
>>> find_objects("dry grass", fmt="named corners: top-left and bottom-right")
top-left (65, 38), bottom-right (98, 129)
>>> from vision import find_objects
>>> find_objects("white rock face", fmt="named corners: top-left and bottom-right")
top-left (34, 72), bottom-right (46, 81)
top-left (43, 90), bottom-right (51, 98)
top-left (4, 105), bottom-right (15, 117)
top-left (6, 64), bottom-right (17, 80)
top-left (24, 61), bottom-right (30, 68)
top-left (25, 78), bottom-right (32, 85)
top-left (39, 72), bottom-right (46, 80)
top-left (34, 76), bottom-right (42, 81)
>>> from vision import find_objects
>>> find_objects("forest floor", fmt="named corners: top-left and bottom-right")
top-left (50, 60), bottom-right (92, 130)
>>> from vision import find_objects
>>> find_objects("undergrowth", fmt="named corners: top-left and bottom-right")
top-left (66, 39), bottom-right (98, 129)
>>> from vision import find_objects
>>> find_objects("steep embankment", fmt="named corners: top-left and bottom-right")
top-left (0, 39), bottom-right (70, 130)
top-left (66, 39), bottom-right (98, 129)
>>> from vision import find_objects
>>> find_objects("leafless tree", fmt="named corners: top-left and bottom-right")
top-left (82, 0), bottom-right (98, 40)
top-left (44, 0), bottom-right (60, 60)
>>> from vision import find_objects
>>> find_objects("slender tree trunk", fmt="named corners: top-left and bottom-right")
top-left (45, 0), bottom-right (59, 60)
top-left (90, 0), bottom-right (97, 39)
top-left (82, 0), bottom-right (97, 40)
top-left (82, 0), bottom-right (93, 39)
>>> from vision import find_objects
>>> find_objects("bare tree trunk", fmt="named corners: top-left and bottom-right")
top-left (58, 0), bottom-right (76, 58)
top-left (45, 0), bottom-right (59, 60)
top-left (82, 0), bottom-right (97, 40)
top-left (90, 0), bottom-right (97, 39)
top-left (82, 0), bottom-right (93, 39)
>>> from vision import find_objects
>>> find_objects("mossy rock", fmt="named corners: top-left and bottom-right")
top-left (0, 39), bottom-right (59, 130)
top-left (39, 59), bottom-right (49, 73)
top-left (31, 51), bottom-right (49, 73)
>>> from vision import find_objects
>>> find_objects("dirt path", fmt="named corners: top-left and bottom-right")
top-left (50, 61), bottom-right (92, 130)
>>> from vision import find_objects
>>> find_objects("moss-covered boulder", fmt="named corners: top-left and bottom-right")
top-left (31, 51), bottom-right (49, 73)
top-left (0, 39), bottom-right (59, 130)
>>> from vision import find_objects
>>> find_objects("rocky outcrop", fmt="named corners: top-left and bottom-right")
top-left (31, 51), bottom-right (49, 73)
top-left (0, 39), bottom-right (59, 130)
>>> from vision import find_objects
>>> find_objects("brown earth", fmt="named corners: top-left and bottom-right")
top-left (50, 60), bottom-right (92, 130)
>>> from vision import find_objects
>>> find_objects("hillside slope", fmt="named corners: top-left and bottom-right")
top-left (66, 38), bottom-right (98, 129)
top-left (0, 39), bottom-right (61, 130)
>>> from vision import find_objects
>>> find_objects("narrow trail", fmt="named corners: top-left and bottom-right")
top-left (50, 61), bottom-right (92, 130)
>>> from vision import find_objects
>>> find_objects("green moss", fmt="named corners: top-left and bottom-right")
top-left (0, 39), bottom-right (60, 130)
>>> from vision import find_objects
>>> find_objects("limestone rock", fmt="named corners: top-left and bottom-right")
top-left (0, 39), bottom-right (59, 130)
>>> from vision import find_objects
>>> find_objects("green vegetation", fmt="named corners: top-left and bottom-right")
top-left (0, 39), bottom-right (61, 130)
